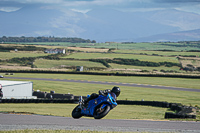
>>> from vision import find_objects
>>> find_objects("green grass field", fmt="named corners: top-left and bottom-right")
top-left (0, 129), bottom-right (176, 133)
top-left (0, 104), bottom-right (167, 120)
top-left (1, 50), bottom-right (197, 73)
top-left (0, 52), bottom-right (49, 60)
top-left (3, 73), bottom-right (199, 90)
top-left (114, 50), bottom-right (200, 57)
top-left (34, 59), bottom-right (106, 68)
top-left (34, 58), bottom-right (181, 72)
top-left (2, 43), bottom-right (200, 73)
top-left (19, 42), bottom-right (200, 51)
top-left (17, 80), bottom-right (200, 106)
top-left (62, 53), bottom-right (179, 63)
top-left (109, 63), bottom-right (181, 72)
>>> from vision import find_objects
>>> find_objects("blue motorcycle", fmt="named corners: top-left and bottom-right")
top-left (72, 93), bottom-right (117, 119)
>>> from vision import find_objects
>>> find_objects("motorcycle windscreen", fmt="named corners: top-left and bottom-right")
top-left (110, 92), bottom-right (116, 100)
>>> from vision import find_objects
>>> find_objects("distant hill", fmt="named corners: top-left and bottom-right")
top-left (0, 5), bottom-right (200, 42)
top-left (83, 8), bottom-right (179, 42)
top-left (134, 29), bottom-right (200, 42)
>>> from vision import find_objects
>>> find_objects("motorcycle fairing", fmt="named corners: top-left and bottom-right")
top-left (81, 93), bottom-right (117, 117)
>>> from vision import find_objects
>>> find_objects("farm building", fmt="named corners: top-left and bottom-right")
top-left (0, 80), bottom-right (36, 99)
top-left (44, 49), bottom-right (66, 54)
top-left (76, 66), bottom-right (83, 71)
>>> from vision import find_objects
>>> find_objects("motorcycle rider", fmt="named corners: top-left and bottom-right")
top-left (83, 86), bottom-right (120, 106)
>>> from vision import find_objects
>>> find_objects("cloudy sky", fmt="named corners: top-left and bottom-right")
top-left (0, 0), bottom-right (200, 14)
top-left (1, 0), bottom-right (200, 42)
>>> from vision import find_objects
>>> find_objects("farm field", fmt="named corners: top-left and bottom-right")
top-left (0, 51), bottom-right (49, 60)
top-left (1, 42), bottom-right (200, 74)
top-left (18, 42), bottom-right (200, 51)
top-left (34, 59), bottom-right (106, 69)
top-left (62, 53), bottom-right (179, 63)
top-left (114, 49), bottom-right (200, 57)
top-left (180, 59), bottom-right (200, 68)
top-left (0, 50), bottom-right (184, 73)
top-left (67, 46), bottom-right (109, 52)
top-left (109, 63), bottom-right (180, 72)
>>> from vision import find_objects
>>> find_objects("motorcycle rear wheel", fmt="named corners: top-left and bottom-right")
top-left (94, 104), bottom-right (110, 119)
top-left (72, 105), bottom-right (82, 119)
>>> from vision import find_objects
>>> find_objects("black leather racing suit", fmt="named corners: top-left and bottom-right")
top-left (83, 89), bottom-right (111, 105)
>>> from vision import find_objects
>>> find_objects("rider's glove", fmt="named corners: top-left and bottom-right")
top-left (99, 90), bottom-right (105, 96)
top-left (99, 89), bottom-right (111, 96)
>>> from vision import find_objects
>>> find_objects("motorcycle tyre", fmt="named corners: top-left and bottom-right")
top-left (94, 104), bottom-right (110, 119)
top-left (72, 105), bottom-right (82, 119)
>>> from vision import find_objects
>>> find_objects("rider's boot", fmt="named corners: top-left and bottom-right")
top-left (82, 99), bottom-right (89, 107)
top-left (82, 93), bottom-right (98, 107)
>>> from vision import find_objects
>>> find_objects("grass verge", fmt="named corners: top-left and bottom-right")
top-left (3, 73), bottom-right (200, 89)
top-left (0, 104), bottom-right (167, 120)
top-left (0, 129), bottom-right (176, 133)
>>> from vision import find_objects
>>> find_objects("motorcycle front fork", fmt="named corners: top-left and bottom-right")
top-left (79, 96), bottom-right (84, 109)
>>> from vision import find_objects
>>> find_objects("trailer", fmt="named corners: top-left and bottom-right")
top-left (0, 80), bottom-right (36, 99)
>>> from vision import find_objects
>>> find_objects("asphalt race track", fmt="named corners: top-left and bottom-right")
top-left (0, 113), bottom-right (200, 132)
top-left (4, 77), bottom-right (200, 92)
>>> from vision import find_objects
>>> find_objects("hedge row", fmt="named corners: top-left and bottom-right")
top-left (117, 100), bottom-right (169, 108)
top-left (1, 69), bottom-right (200, 78)
top-left (0, 36), bottom-right (95, 43)
top-left (0, 99), bottom-right (170, 107)
top-left (90, 58), bottom-right (181, 68)
top-left (165, 112), bottom-right (196, 119)
top-left (118, 101), bottom-right (197, 119)
top-left (0, 99), bottom-right (75, 103)
top-left (33, 91), bottom-right (73, 99)
top-left (166, 103), bottom-right (197, 119)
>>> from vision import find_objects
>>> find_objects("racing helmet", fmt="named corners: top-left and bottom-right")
top-left (111, 86), bottom-right (120, 97)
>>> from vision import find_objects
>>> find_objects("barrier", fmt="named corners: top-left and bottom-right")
top-left (117, 100), bottom-right (169, 108)
top-left (165, 112), bottom-right (196, 119)
top-left (1, 69), bottom-right (200, 78)
top-left (0, 99), bottom-right (75, 103)
top-left (32, 91), bottom-right (73, 100)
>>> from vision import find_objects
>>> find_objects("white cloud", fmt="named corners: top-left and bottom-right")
top-left (48, 11), bottom-right (85, 37)
top-left (0, 7), bottom-right (21, 12)
top-left (10, 0), bottom-right (63, 4)
top-left (0, 0), bottom-right (200, 14)
top-left (71, 9), bottom-right (91, 13)
top-left (175, 4), bottom-right (200, 14)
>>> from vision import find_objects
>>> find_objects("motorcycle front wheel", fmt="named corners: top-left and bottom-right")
top-left (94, 104), bottom-right (110, 119)
top-left (72, 105), bottom-right (82, 119)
